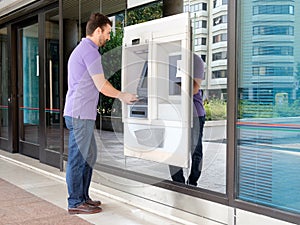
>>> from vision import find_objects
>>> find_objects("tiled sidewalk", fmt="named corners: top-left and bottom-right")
top-left (0, 150), bottom-right (186, 225)
top-left (0, 178), bottom-right (91, 225)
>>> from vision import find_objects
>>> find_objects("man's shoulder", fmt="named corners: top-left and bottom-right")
top-left (71, 40), bottom-right (99, 61)
top-left (193, 53), bottom-right (203, 64)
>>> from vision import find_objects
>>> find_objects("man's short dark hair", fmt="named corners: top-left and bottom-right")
top-left (86, 13), bottom-right (112, 35)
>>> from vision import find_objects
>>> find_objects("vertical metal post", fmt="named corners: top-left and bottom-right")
top-left (59, 0), bottom-right (63, 171)
top-left (78, 0), bottom-right (81, 40)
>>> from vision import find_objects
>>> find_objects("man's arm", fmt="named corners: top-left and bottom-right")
top-left (193, 78), bottom-right (202, 95)
top-left (92, 74), bottom-right (137, 104)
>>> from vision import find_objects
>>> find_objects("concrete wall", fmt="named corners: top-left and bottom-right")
top-left (0, 0), bottom-right (37, 17)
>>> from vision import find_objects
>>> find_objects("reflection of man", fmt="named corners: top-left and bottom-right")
top-left (169, 53), bottom-right (205, 186)
top-left (64, 13), bottom-right (137, 214)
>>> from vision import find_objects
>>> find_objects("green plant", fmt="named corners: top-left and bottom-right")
top-left (238, 99), bottom-right (300, 119)
top-left (126, 1), bottom-right (163, 26)
top-left (98, 3), bottom-right (163, 117)
top-left (204, 98), bottom-right (227, 121)
top-left (238, 100), bottom-right (274, 119)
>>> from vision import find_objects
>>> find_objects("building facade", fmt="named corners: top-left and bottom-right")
top-left (184, 0), bottom-right (228, 100)
top-left (0, 0), bottom-right (300, 224)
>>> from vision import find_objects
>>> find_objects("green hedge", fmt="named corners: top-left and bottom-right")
top-left (204, 99), bottom-right (227, 121)
top-left (238, 99), bottom-right (300, 119)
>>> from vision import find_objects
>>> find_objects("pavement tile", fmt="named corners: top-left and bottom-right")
top-left (0, 178), bottom-right (91, 225)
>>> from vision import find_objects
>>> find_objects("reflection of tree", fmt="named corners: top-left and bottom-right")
top-left (98, 3), bottom-right (163, 117)
top-left (99, 30), bottom-right (123, 117)
top-left (238, 99), bottom-right (300, 119)
top-left (126, 1), bottom-right (163, 26)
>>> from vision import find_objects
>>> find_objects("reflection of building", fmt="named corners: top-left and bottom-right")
top-left (185, 0), bottom-right (300, 104)
top-left (238, 0), bottom-right (300, 216)
top-left (240, 0), bottom-right (299, 105)
top-left (184, 0), bottom-right (228, 100)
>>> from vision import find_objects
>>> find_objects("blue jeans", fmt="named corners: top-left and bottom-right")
top-left (169, 116), bottom-right (205, 186)
top-left (64, 116), bottom-right (97, 208)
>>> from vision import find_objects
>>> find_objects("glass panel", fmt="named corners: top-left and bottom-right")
top-left (96, 1), bottom-right (227, 194)
top-left (19, 23), bottom-right (39, 144)
top-left (62, 0), bottom-right (226, 194)
top-left (181, 0), bottom-right (227, 193)
top-left (237, 0), bottom-right (300, 213)
top-left (155, 40), bottom-right (185, 121)
top-left (0, 27), bottom-right (8, 139)
top-left (62, 0), bottom-right (79, 155)
top-left (62, 0), bottom-right (128, 153)
top-left (45, 9), bottom-right (60, 151)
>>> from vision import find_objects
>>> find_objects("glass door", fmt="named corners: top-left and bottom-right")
top-left (0, 27), bottom-right (9, 149)
top-left (18, 21), bottom-right (40, 158)
top-left (42, 8), bottom-right (62, 168)
top-left (14, 7), bottom-right (61, 167)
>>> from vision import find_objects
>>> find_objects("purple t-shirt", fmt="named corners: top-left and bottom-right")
top-left (63, 38), bottom-right (104, 120)
top-left (193, 54), bottom-right (205, 117)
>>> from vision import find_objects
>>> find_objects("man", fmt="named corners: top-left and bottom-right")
top-left (63, 13), bottom-right (137, 214)
top-left (169, 53), bottom-right (206, 186)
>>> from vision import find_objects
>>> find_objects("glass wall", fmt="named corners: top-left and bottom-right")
top-left (183, 0), bottom-right (228, 193)
top-left (62, 0), bottom-right (127, 155)
top-left (62, 0), bottom-right (227, 195)
top-left (237, 0), bottom-right (300, 214)
top-left (0, 27), bottom-right (8, 140)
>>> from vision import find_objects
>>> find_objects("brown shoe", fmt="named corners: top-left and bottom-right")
top-left (68, 203), bottom-right (102, 214)
top-left (86, 199), bottom-right (101, 207)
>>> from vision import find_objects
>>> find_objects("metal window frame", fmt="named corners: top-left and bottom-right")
top-left (227, 0), bottom-right (300, 223)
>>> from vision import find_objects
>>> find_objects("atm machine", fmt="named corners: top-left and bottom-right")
top-left (121, 12), bottom-right (192, 167)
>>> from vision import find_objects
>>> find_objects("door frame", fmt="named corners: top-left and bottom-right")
top-left (16, 17), bottom-right (40, 159)
top-left (7, 4), bottom-right (62, 168)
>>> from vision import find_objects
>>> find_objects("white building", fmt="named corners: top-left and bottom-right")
top-left (184, 0), bottom-right (228, 100)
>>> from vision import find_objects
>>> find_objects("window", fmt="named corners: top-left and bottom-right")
top-left (184, 4), bottom-right (189, 12)
top-left (212, 70), bottom-right (227, 78)
top-left (238, 0), bottom-right (300, 215)
top-left (212, 51), bottom-right (227, 61)
top-left (194, 20), bottom-right (207, 29)
top-left (190, 3), bottom-right (200, 12)
top-left (253, 46), bottom-right (293, 56)
top-left (213, 33), bottom-right (227, 43)
top-left (253, 26), bottom-right (294, 35)
top-left (194, 37), bottom-right (207, 46)
top-left (195, 38), bottom-right (200, 46)
top-left (253, 5), bottom-right (294, 15)
top-left (252, 66), bottom-right (293, 76)
top-left (213, 15), bottom-right (228, 26)
top-left (213, 0), bottom-right (228, 8)
top-left (189, 2), bottom-right (207, 12)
